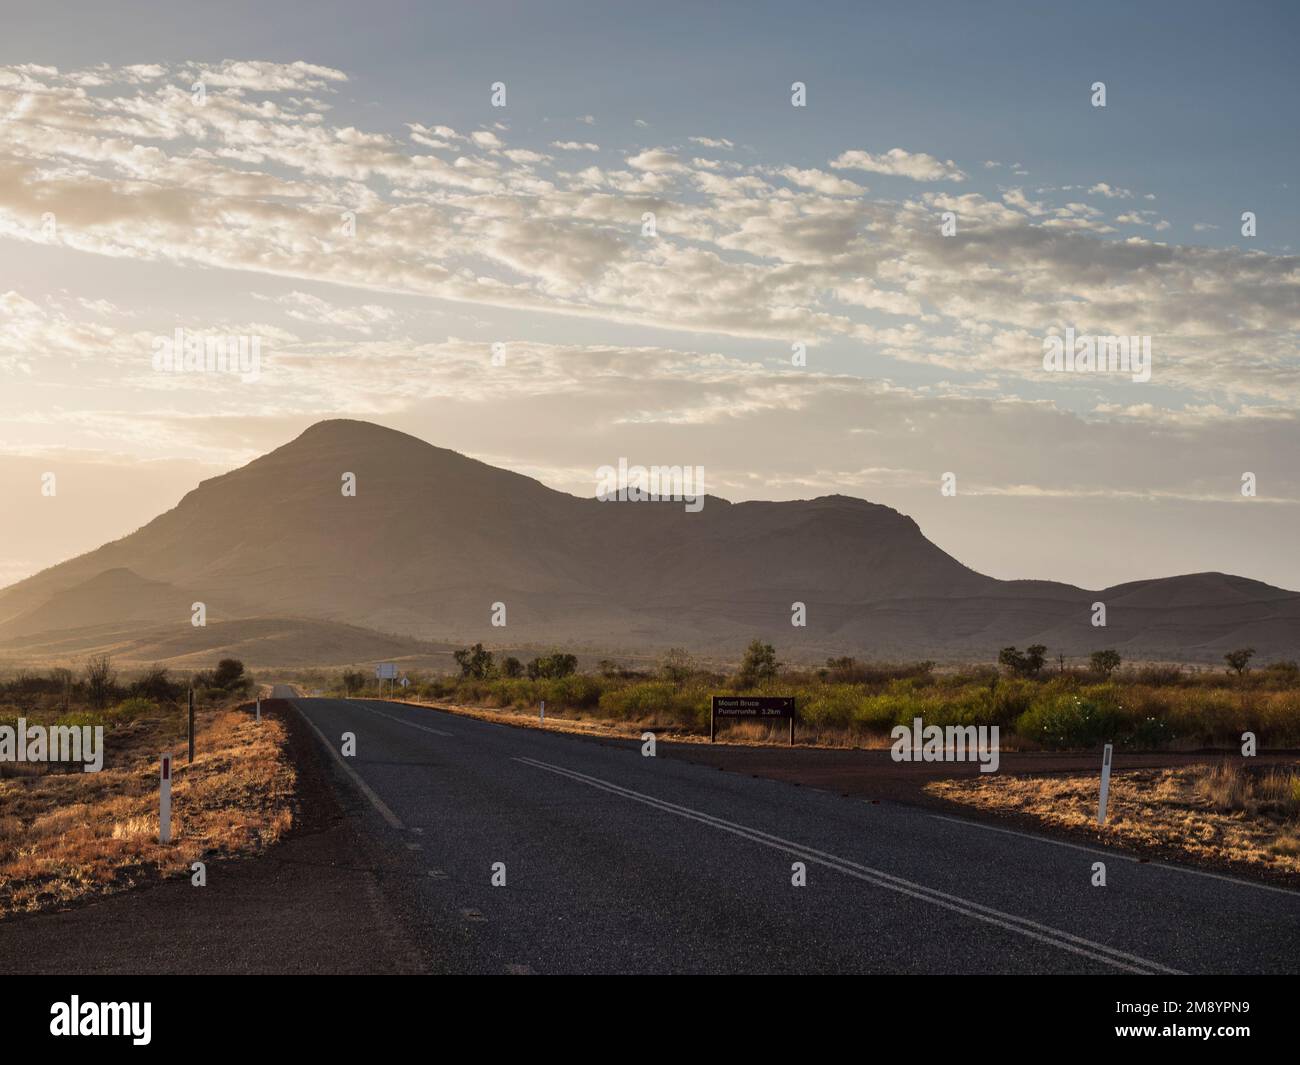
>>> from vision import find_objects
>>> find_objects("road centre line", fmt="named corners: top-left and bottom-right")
top-left (514, 755), bottom-right (1183, 975)
top-left (347, 700), bottom-right (456, 737)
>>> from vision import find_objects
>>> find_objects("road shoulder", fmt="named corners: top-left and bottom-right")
top-left (0, 699), bottom-right (424, 974)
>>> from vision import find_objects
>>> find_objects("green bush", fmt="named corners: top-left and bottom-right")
top-left (799, 685), bottom-right (862, 729)
top-left (109, 696), bottom-right (156, 722)
top-left (1016, 691), bottom-right (1123, 749)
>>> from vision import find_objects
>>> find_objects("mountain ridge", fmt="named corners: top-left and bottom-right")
top-left (1, 419), bottom-right (1296, 664)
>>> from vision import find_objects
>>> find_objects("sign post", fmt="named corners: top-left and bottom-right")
top-left (1097, 743), bottom-right (1114, 825)
top-left (159, 753), bottom-right (172, 843)
top-left (375, 663), bottom-right (397, 698)
top-left (710, 696), bottom-right (797, 745)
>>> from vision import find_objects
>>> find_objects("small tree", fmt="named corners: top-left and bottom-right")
top-left (453, 643), bottom-right (495, 680)
top-left (129, 665), bottom-right (184, 704)
top-left (1224, 648), bottom-right (1255, 676)
top-left (737, 639), bottom-right (779, 687)
top-left (84, 655), bottom-right (116, 709)
top-left (341, 669), bottom-right (368, 695)
top-left (1090, 649), bottom-right (1122, 677)
top-left (50, 666), bottom-right (74, 712)
top-left (213, 658), bottom-right (248, 691)
top-left (998, 645), bottom-right (1047, 679)
top-left (1024, 644), bottom-right (1047, 676)
top-left (997, 646), bottom-right (1025, 676)
top-left (660, 647), bottom-right (694, 685)
top-left (500, 656), bottom-right (523, 679)
top-left (823, 656), bottom-right (859, 683)
top-left (527, 652), bottom-right (578, 680)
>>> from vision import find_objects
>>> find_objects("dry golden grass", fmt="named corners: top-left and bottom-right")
top-left (0, 705), bottom-right (294, 918)
top-left (928, 760), bottom-right (1300, 874)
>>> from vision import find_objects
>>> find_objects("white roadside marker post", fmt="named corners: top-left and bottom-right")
top-left (1097, 743), bottom-right (1113, 826)
top-left (160, 753), bottom-right (173, 843)
top-left (256, 697), bottom-right (261, 723)
top-left (540, 699), bottom-right (545, 724)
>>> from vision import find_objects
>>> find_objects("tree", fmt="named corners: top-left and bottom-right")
top-left (1224, 648), bottom-right (1255, 676)
top-left (84, 655), bottom-right (116, 709)
top-left (660, 647), bottom-right (694, 685)
top-left (1024, 645), bottom-right (1047, 675)
top-left (1090, 649), bottom-right (1122, 677)
top-left (997, 645), bottom-right (1048, 679)
top-left (500, 656), bottom-right (523, 679)
top-left (49, 666), bottom-right (74, 712)
top-left (527, 652), bottom-right (578, 680)
top-left (738, 639), bottom-right (779, 687)
top-left (341, 669), bottom-right (368, 695)
top-left (453, 643), bottom-right (495, 680)
top-left (212, 658), bottom-right (248, 691)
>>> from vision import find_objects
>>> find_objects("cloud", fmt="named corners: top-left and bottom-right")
top-left (1088, 182), bottom-right (1133, 199)
top-left (0, 59), bottom-right (1295, 408)
top-left (830, 148), bottom-right (966, 182)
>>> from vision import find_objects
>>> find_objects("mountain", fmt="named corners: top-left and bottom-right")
top-left (1, 419), bottom-right (1297, 665)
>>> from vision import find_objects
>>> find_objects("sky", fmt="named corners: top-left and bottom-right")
top-left (1, 0), bottom-right (1297, 592)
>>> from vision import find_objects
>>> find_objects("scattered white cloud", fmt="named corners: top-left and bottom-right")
top-left (830, 147), bottom-right (967, 182)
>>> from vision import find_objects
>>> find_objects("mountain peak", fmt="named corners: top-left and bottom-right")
top-left (0, 420), bottom-right (1295, 663)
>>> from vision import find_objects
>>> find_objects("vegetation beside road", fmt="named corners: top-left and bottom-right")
top-left (0, 659), bottom-right (294, 919)
top-left (303, 641), bottom-right (1300, 752)
top-left (928, 760), bottom-right (1300, 876)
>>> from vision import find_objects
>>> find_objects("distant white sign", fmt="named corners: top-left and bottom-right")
top-left (375, 663), bottom-right (397, 680)
top-left (400, 676), bottom-right (409, 689)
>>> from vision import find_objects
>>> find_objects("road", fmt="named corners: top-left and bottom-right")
top-left (278, 689), bottom-right (1300, 975)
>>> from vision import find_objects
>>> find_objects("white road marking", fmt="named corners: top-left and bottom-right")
top-left (515, 756), bottom-right (1183, 975)
top-left (348, 700), bottom-right (456, 737)
top-left (293, 700), bottom-right (404, 829)
top-left (929, 814), bottom-right (1140, 862)
top-left (931, 813), bottom-right (1300, 897)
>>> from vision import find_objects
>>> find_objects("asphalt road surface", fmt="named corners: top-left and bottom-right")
top-left (280, 689), bottom-right (1300, 975)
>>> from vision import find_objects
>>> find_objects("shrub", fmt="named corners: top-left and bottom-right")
top-left (1015, 692), bottom-right (1122, 749)
top-left (798, 685), bottom-right (862, 729)
top-left (528, 652), bottom-right (578, 680)
top-left (84, 655), bottom-right (117, 709)
top-left (110, 697), bottom-right (157, 721)
top-left (737, 640), bottom-right (779, 686)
